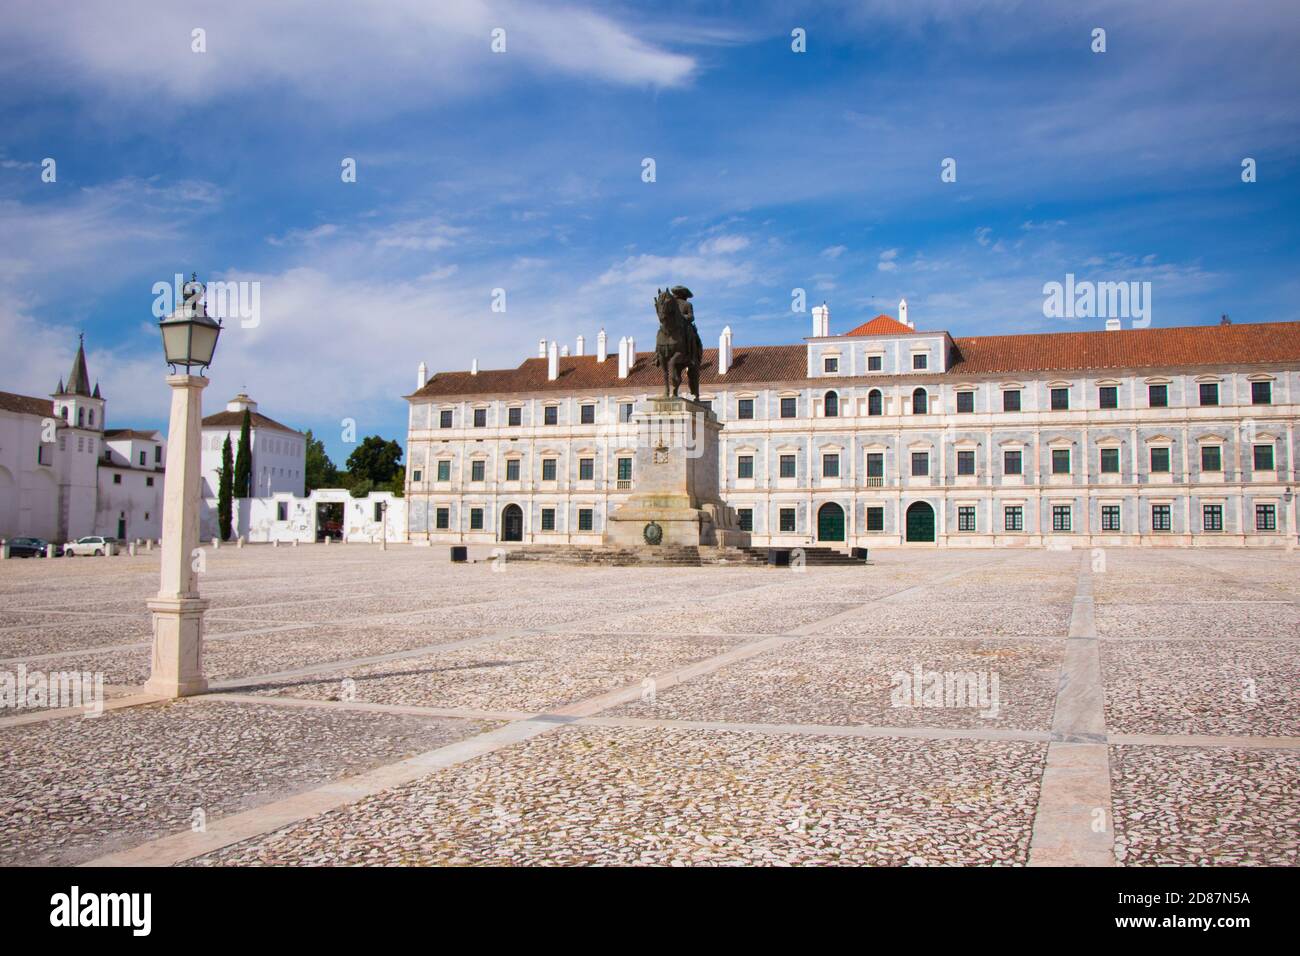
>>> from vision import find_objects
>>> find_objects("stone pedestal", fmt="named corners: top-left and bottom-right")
top-left (605, 396), bottom-right (750, 549)
top-left (144, 374), bottom-right (210, 699)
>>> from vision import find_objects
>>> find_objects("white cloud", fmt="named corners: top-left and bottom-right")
top-left (877, 248), bottom-right (900, 272)
top-left (821, 245), bottom-right (847, 259)
top-left (975, 226), bottom-right (993, 247)
top-left (697, 234), bottom-right (750, 255)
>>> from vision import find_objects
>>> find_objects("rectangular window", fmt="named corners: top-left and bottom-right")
top-left (578, 509), bottom-right (593, 532)
top-left (1004, 505), bottom-right (1024, 532)
top-left (866, 452), bottom-right (884, 478)
top-left (1203, 504), bottom-right (1223, 532)
top-left (1255, 503), bottom-right (1277, 531)
top-left (911, 452), bottom-right (929, 477)
top-left (437, 460), bottom-right (451, 482)
top-left (1251, 381), bottom-right (1272, 405)
top-left (113, 473), bottom-right (121, 485)
top-left (154, 445), bottom-right (162, 463)
top-left (737, 398), bottom-right (754, 420)
top-left (1253, 444), bottom-right (1275, 471)
top-left (1101, 505), bottom-right (1121, 531)
top-left (1050, 387), bottom-right (1070, 411)
top-left (1151, 504), bottom-right (1171, 532)
top-left (1200, 446), bottom-right (1222, 472)
top-left (506, 459), bottom-right (520, 481)
top-left (277, 502), bottom-right (288, 521)
top-left (470, 460), bottom-right (485, 482)
top-left (1199, 383), bottom-right (1219, 406)
top-left (579, 458), bottom-right (594, 481)
top-left (1002, 389), bottom-right (1021, 412)
top-left (1051, 449), bottom-right (1071, 474)
top-left (541, 508), bottom-right (555, 532)
top-left (580, 404), bottom-right (595, 425)
top-left (1003, 450), bottom-right (1023, 475)
top-left (779, 454), bottom-right (797, 479)
top-left (737, 455), bottom-right (754, 479)
top-left (912, 353), bottom-right (928, 370)
top-left (138, 450), bottom-right (146, 466)
top-left (957, 506), bottom-right (976, 532)
top-left (780, 397), bottom-right (797, 418)
top-left (544, 405), bottom-right (558, 426)
top-left (867, 355), bottom-right (883, 371)
top-left (541, 459), bottom-right (557, 481)
top-left (435, 508), bottom-right (450, 530)
top-left (440, 409), bottom-right (453, 428)
top-left (1098, 385), bottom-right (1118, 409)
top-left (470, 508), bottom-right (483, 531)
top-left (1148, 384), bottom-right (1168, 408)
top-left (957, 450), bottom-right (975, 476)
top-left (473, 408), bottom-right (487, 428)
top-left (411, 469), bottom-right (422, 483)
top-left (146, 476), bottom-right (154, 487)
top-left (1100, 447), bottom-right (1120, 474)
top-left (866, 507), bottom-right (884, 532)
top-left (617, 457), bottom-right (632, 482)
top-left (779, 508), bottom-right (796, 533)
top-left (737, 508), bottom-right (753, 532)
top-left (823, 356), bottom-right (839, 373)
top-left (619, 403), bottom-right (634, 423)
top-left (956, 391), bottom-right (974, 414)
top-left (1052, 505), bottom-right (1071, 532)
top-left (822, 453), bottom-right (840, 478)
top-left (508, 406), bottom-right (522, 427)
top-left (1150, 447), bottom-right (1171, 473)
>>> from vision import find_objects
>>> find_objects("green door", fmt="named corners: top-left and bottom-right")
top-left (905, 502), bottom-right (936, 542)
top-left (817, 503), bottom-right (845, 542)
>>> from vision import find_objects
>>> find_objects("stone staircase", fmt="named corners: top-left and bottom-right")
top-left (503, 544), bottom-right (863, 567)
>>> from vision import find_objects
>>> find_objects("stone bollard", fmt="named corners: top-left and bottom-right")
top-left (103, 542), bottom-right (115, 557)
top-left (324, 536), bottom-right (330, 546)
top-left (1, 542), bottom-right (8, 560)
top-left (293, 538), bottom-right (299, 548)
top-left (47, 544), bottom-right (55, 560)
top-left (237, 536), bottom-right (244, 550)
top-left (146, 539), bottom-right (153, 552)
top-left (273, 538), bottom-right (279, 548)
top-left (129, 542), bottom-right (137, 557)
top-left (212, 537), bottom-right (220, 549)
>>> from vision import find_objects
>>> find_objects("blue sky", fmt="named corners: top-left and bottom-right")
top-left (2, 0), bottom-right (1298, 466)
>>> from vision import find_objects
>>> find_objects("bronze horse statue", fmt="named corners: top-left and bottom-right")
top-left (653, 288), bottom-right (703, 399)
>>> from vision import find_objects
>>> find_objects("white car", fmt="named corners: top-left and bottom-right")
top-left (64, 535), bottom-right (113, 557)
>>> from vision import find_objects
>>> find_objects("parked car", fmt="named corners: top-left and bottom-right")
top-left (5, 536), bottom-right (59, 558)
top-left (64, 535), bottom-right (113, 557)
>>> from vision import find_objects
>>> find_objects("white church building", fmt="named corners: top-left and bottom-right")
top-left (200, 393), bottom-right (307, 498)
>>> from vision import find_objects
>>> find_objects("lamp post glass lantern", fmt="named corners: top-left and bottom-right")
top-left (158, 275), bottom-right (222, 372)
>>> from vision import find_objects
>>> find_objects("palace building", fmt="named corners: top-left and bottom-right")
top-left (402, 302), bottom-right (1300, 548)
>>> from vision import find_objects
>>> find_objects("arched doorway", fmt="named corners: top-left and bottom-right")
top-left (501, 504), bottom-right (524, 542)
top-left (817, 502), bottom-right (845, 542)
top-left (905, 501), bottom-right (936, 542)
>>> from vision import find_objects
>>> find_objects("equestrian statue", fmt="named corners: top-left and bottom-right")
top-left (653, 285), bottom-right (704, 400)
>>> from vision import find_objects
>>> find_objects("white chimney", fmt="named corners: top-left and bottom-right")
top-left (575, 335), bottom-right (585, 356)
top-left (627, 336), bottom-right (635, 367)
top-left (538, 338), bottom-right (547, 359)
top-left (561, 345), bottom-right (570, 357)
top-left (417, 361), bottom-right (427, 388)
top-left (547, 340), bottom-right (559, 381)
top-left (1105, 318), bottom-right (1122, 331)
top-left (812, 304), bottom-right (830, 337)
top-left (597, 328), bottom-right (608, 362)
top-left (617, 336), bottom-right (629, 379)
top-left (899, 298), bottom-right (910, 328)
top-left (718, 325), bottom-right (733, 375)
top-left (470, 358), bottom-right (479, 375)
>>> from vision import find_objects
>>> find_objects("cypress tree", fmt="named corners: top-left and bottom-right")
top-left (218, 433), bottom-right (234, 541)
top-left (234, 408), bottom-right (252, 497)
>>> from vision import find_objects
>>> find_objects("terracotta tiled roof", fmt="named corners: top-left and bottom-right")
top-left (0, 390), bottom-right (54, 417)
top-left (844, 314), bottom-right (916, 336)
top-left (201, 410), bottom-right (302, 435)
top-left (104, 428), bottom-right (161, 441)
top-left (950, 321), bottom-right (1300, 374)
top-left (409, 321), bottom-right (1300, 399)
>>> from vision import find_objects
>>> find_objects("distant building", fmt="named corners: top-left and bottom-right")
top-left (0, 336), bottom-right (163, 542)
top-left (403, 303), bottom-right (1300, 548)
top-left (200, 393), bottom-right (306, 499)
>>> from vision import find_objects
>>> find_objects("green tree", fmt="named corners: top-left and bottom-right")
top-left (303, 429), bottom-right (339, 492)
top-left (218, 433), bottom-right (234, 541)
top-left (345, 436), bottom-right (403, 486)
top-left (234, 408), bottom-right (252, 497)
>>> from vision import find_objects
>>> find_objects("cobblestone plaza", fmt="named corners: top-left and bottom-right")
top-left (1, 544), bottom-right (1295, 867)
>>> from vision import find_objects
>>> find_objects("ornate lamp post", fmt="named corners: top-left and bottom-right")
top-left (144, 275), bottom-right (222, 698)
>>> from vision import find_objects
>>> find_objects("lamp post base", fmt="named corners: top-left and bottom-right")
top-left (144, 596), bottom-right (210, 698)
